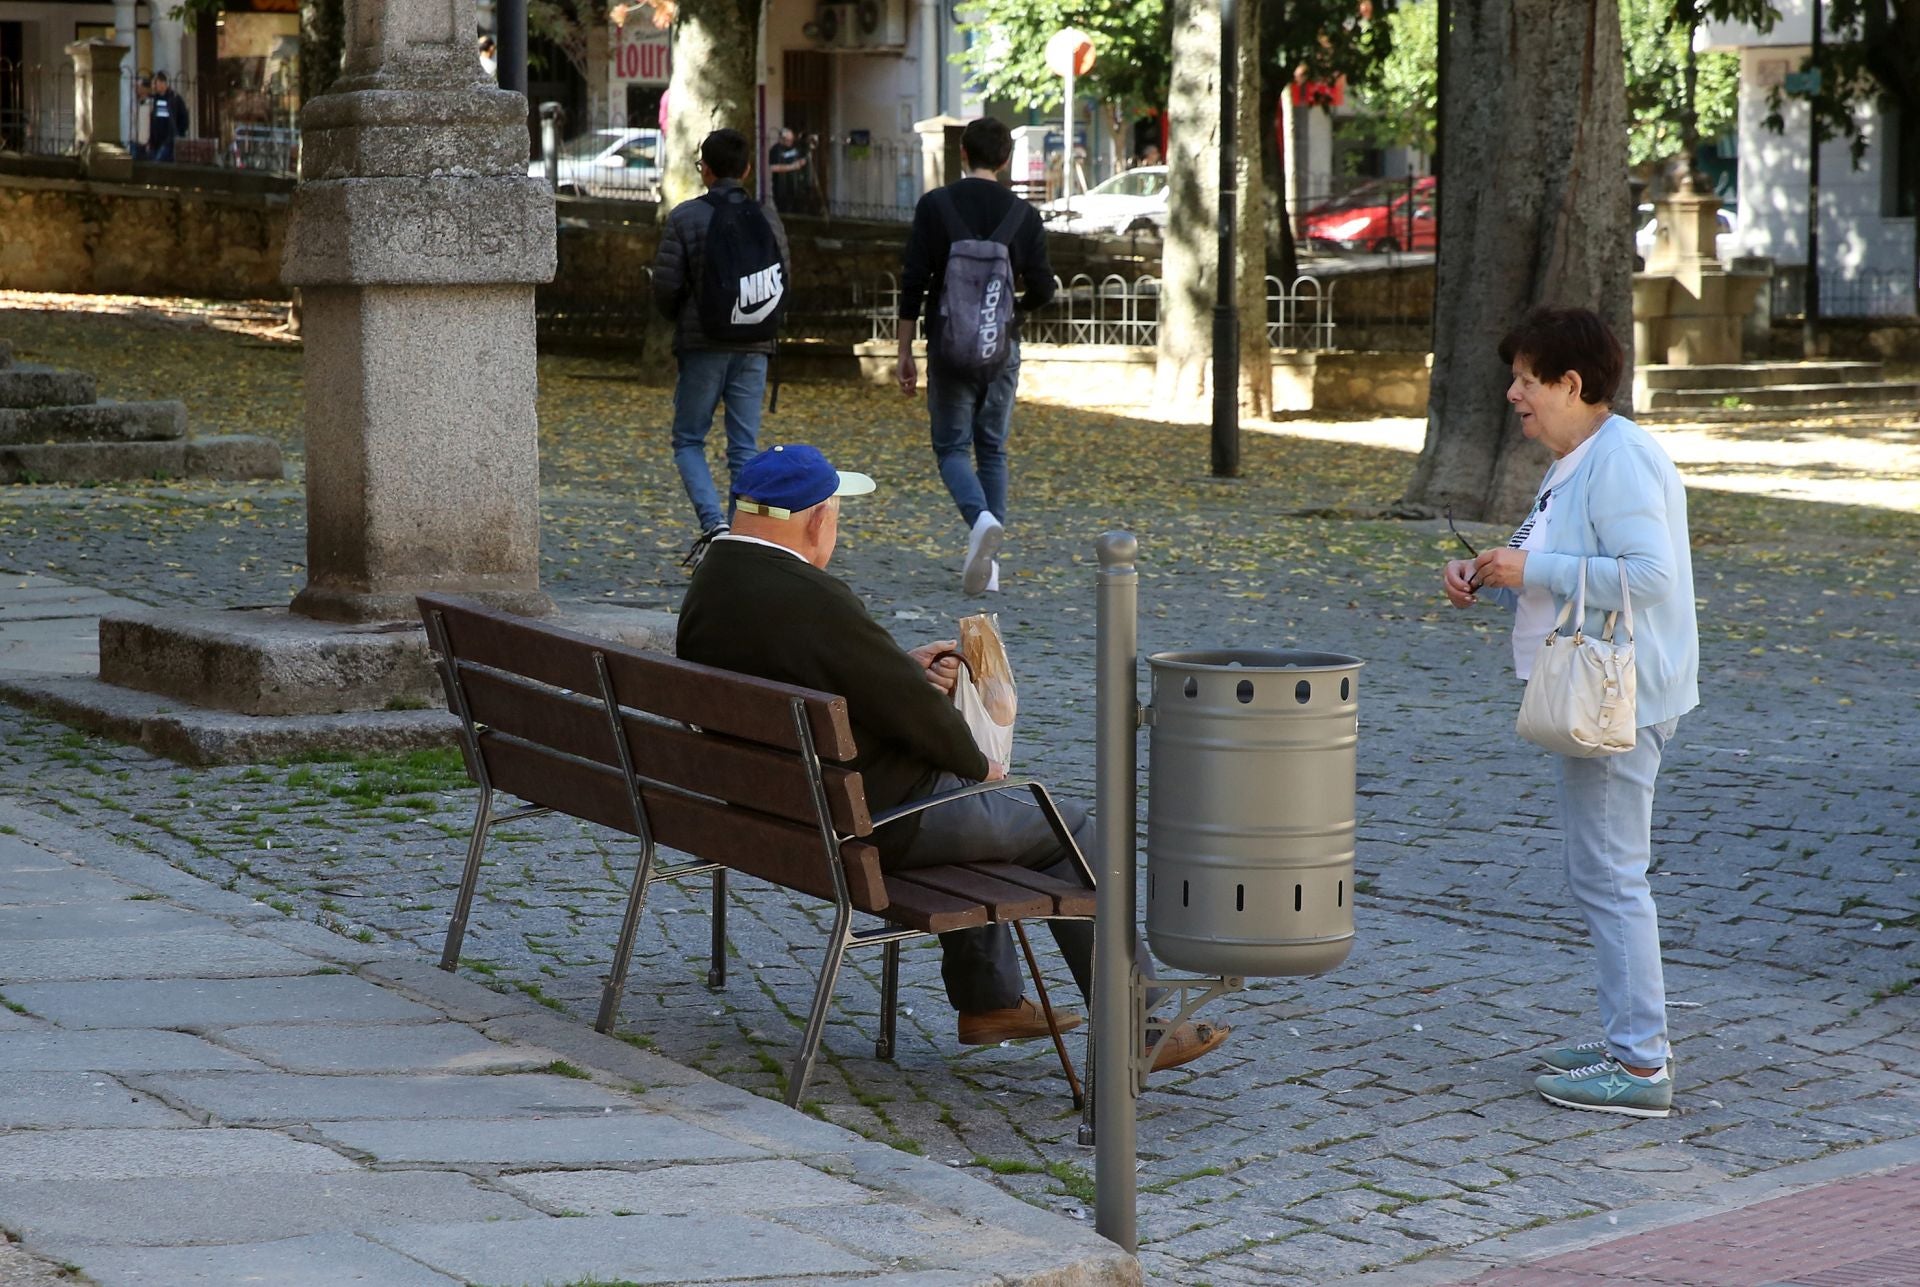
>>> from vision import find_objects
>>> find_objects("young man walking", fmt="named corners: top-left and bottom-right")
top-left (895, 117), bottom-right (1054, 595)
top-left (652, 128), bottom-right (792, 566)
top-left (144, 72), bottom-right (188, 162)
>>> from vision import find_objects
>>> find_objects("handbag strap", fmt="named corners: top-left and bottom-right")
top-left (1597, 560), bottom-right (1635, 643)
top-left (1549, 560), bottom-right (1588, 641)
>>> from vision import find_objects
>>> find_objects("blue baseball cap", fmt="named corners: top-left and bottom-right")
top-left (731, 444), bottom-right (876, 519)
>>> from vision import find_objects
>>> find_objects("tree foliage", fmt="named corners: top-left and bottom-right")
top-left (1766, 0), bottom-right (1919, 213)
top-left (954, 0), bottom-right (1173, 113)
top-left (1349, 0), bottom-right (1436, 152)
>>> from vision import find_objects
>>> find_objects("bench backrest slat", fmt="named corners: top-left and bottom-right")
top-left (420, 594), bottom-right (857, 761)
top-left (458, 667), bottom-right (872, 837)
top-left (477, 732), bottom-right (889, 912)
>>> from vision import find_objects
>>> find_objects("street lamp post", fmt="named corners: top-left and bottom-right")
top-left (1210, 0), bottom-right (1240, 478)
top-left (1803, 0), bottom-right (1822, 358)
top-left (498, 0), bottom-right (528, 97)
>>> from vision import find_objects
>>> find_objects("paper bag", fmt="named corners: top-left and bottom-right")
top-left (953, 612), bottom-right (1016, 769)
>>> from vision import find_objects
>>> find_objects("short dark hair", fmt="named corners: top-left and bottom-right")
top-left (1497, 306), bottom-right (1624, 404)
top-left (152, 70), bottom-right (169, 83)
top-left (959, 117), bottom-right (1012, 172)
top-left (700, 128), bottom-right (752, 180)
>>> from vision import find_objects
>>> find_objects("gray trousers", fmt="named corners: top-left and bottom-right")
top-left (884, 773), bottom-right (1156, 1013)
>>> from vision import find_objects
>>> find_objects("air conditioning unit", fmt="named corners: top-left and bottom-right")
top-left (807, 3), bottom-right (861, 49)
top-left (853, 0), bottom-right (908, 48)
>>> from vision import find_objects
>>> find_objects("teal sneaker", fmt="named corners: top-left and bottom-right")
top-left (1537, 1039), bottom-right (1614, 1072)
top-left (1536, 1061), bottom-right (1673, 1118)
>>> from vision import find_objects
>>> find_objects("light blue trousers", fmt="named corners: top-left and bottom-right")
top-left (1553, 717), bottom-right (1680, 1069)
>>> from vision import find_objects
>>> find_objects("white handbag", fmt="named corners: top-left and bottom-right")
top-left (1515, 560), bottom-right (1638, 757)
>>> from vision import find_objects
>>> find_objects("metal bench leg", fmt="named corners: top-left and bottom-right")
top-left (876, 940), bottom-right (900, 1060)
top-left (594, 837), bottom-right (659, 1034)
top-left (1016, 921), bottom-right (1084, 1108)
top-left (440, 791), bottom-right (493, 971)
top-left (708, 868), bottom-right (728, 989)
top-left (787, 907), bottom-right (852, 1107)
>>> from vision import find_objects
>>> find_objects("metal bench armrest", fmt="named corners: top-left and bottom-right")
top-left (868, 778), bottom-right (1042, 829)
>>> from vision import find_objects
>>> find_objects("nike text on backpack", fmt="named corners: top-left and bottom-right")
top-left (933, 188), bottom-right (1027, 380)
top-left (697, 189), bottom-right (787, 343)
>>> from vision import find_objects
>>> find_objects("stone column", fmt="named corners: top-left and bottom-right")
top-left (67, 39), bottom-right (134, 182)
top-left (915, 115), bottom-right (965, 194)
top-left (282, 0), bottom-right (556, 623)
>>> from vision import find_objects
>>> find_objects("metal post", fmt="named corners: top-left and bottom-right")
top-left (497, 0), bottom-right (528, 98)
top-left (1062, 64), bottom-right (1076, 216)
top-left (1803, 0), bottom-right (1822, 358)
top-left (1210, 0), bottom-right (1240, 478)
top-left (541, 101), bottom-right (564, 189)
top-left (1092, 530), bottom-right (1139, 1252)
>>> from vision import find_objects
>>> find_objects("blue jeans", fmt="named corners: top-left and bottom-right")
top-left (671, 349), bottom-right (767, 532)
top-left (1554, 717), bottom-right (1681, 1069)
top-left (926, 344), bottom-right (1020, 528)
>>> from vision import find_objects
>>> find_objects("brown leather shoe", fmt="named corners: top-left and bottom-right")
top-left (957, 997), bottom-right (1086, 1045)
top-left (1146, 1020), bottom-right (1231, 1072)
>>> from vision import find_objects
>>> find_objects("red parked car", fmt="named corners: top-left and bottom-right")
top-left (1302, 176), bottom-right (1437, 253)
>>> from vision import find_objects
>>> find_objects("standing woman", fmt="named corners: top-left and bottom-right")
top-left (1442, 306), bottom-right (1699, 1118)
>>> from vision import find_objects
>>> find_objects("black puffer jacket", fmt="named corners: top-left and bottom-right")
top-left (651, 179), bottom-right (792, 356)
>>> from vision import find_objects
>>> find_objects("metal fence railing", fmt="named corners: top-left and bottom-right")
top-left (1769, 266), bottom-right (1916, 319)
top-left (866, 273), bottom-right (1340, 352)
top-left (0, 58), bottom-right (75, 155)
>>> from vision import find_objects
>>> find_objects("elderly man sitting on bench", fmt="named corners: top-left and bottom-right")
top-left (676, 443), bottom-right (1229, 1070)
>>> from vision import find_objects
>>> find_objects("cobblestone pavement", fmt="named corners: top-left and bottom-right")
top-left (3, 303), bottom-right (1919, 1284)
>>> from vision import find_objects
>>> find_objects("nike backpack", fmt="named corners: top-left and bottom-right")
top-left (696, 188), bottom-right (787, 343)
top-left (932, 187), bottom-right (1028, 380)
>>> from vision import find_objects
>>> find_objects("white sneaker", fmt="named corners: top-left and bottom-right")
top-left (985, 560), bottom-right (1000, 592)
top-left (963, 513), bottom-right (1003, 595)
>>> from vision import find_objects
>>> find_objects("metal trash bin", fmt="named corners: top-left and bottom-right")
top-left (1145, 648), bottom-right (1362, 976)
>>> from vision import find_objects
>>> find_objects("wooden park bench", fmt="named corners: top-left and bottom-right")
top-left (417, 594), bottom-right (1096, 1107)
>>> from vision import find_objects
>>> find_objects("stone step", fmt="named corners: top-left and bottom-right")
top-left (1642, 380), bottom-right (1920, 410)
top-left (1638, 361), bottom-right (1886, 391)
top-left (0, 400), bottom-right (187, 446)
top-left (0, 366), bottom-right (99, 410)
top-left (0, 435), bottom-right (284, 485)
top-left (0, 339), bottom-right (13, 368)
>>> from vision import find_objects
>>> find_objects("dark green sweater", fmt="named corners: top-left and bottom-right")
top-left (677, 540), bottom-right (989, 847)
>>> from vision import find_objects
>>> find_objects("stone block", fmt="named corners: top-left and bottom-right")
top-left (97, 607), bottom-right (444, 716)
top-left (283, 177), bottom-right (557, 287)
top-left (291, 283), bottom-right (550, 622)
top-left (2, 1173), bottom-right (535, 1249)
top-left (184, 434), bottom-right (285, 481)
top-left (0, 863), bottom-right (136, 907)
top-left (4, 974), bottom-right (441, 1030)
top-left (0, 441), bottom-right (188, 486)
top-left (214, 1021), bottom-right (546, 1074)
top-left (0, 366), bottom-right (96, 409)
top-left (498, 1161), bottom-right (876, 1218)
top-left (0, 399), bottom-right (185, 445)
top-left (140, 1070), bottom-right (640, 1124)
top-left (0, 339), bottom-right (12, 366)
top-left (0, 899), bottom-right (215, 941)
top-left (0, 1071), bottom-right (193, 1128)
top-left (39, 1233), bottom-right (465, 1287)
top-left (0, 1029), bottom-right (265, 1074)
top-left (0, 930), bottom-right (321, 983)
top-left (312, 1113), bottom-right (767, 1166)
top-left (0, 1126), bottom-right (356, 1183)
top-left (298, 87), bottom-right (531, 181)
top-left (373, 1213), bottom-right (874, 1285)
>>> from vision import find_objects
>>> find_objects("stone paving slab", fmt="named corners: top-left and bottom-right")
top-left (312, 1113), bottom-right (773, 1167)
top-left (0, 1127), bottom-right (359, 1183)
top-left (0, 1070), bottom-right (193, 1128)
top-left (0, 1028), bottom-right (266, 1073)
top-left (0, 861), bottom-right (132, 906)
top-left (39, 1232), bottom-right (465, 1287)
top-left (373, 1213), bottom-right (879, 1284)
top-left (213, 1020), bottom-right (553, 1074)
top-left (5, 973), bottom-right (444, 1028)
top-left (138, 1069), bottom-right (645, 1124)
top-left (498, 1161), bottom-right (878, 1217)
top-left (0, 1172), bottom-right (539, 1247)
top-left (0, 898), bottom-right (214, 939)
top-left (0, 929), bottom-right (321, 981)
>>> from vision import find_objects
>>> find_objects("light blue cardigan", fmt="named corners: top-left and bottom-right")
top-left (1486, 414), bottom-right (1701, 728)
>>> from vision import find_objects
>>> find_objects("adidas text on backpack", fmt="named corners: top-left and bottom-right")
top-left (932, 187), bottom-right (1027, 380)
top-left (697, 188), bottom-right (787, 343)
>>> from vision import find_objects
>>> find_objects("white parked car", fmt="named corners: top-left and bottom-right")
top-left (1636, 201), bottom-right (1737, 263)
top-left (1041, 165), bottom-right (1168, 237)
top-left (531, 128), bottom-right (662, 199)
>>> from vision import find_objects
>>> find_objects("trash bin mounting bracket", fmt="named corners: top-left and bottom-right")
top-left (1133, 972), bottom-right (1244, 1094)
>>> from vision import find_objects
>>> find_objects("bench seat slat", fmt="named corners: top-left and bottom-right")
top-left (878, 875), bottom-right (992, 933)
top-left (421, 594), bottom-right (857, 761)
top-left (477, 733), bottom-right (888, 912)
top-left (458, 667), bottom-right (872, 836)
top-left (965, 863), bottom-right (1097, 918)
top-left (896, 865), bottom-right (1053, 921)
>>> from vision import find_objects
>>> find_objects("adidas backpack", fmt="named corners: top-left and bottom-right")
top-left (697, 188), bottom-right (787, 343)
top-left (932, 187), bottom-right (1027, 380)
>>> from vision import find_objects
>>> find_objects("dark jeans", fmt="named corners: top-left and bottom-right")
top-left (925, 343), bottom-right (1020, 529)
top-left (884, 772), bottom-right (1155, 1013)
top-left (144, 136), bottom-right (175, 162)
top-left (670, 349), bottom-right (767, 532)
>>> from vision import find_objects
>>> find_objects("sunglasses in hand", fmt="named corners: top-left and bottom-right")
top-left (1446, 507), bottom-right (1486, 593)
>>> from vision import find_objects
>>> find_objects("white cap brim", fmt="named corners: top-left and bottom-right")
top-left (834, 471), bottom-right (877, 498)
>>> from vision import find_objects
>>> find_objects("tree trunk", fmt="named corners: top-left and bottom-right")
top-left (299, 0), bottom-right (344, 103)
top-left (1401, 0), bottom-right (1633, 522)
top-left (661, 0), bottom-right (762, 212)
top-left (1260, 63), bottom-right (1299, 288)
top-left (1155, 0), bottom-right (1270, 421)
